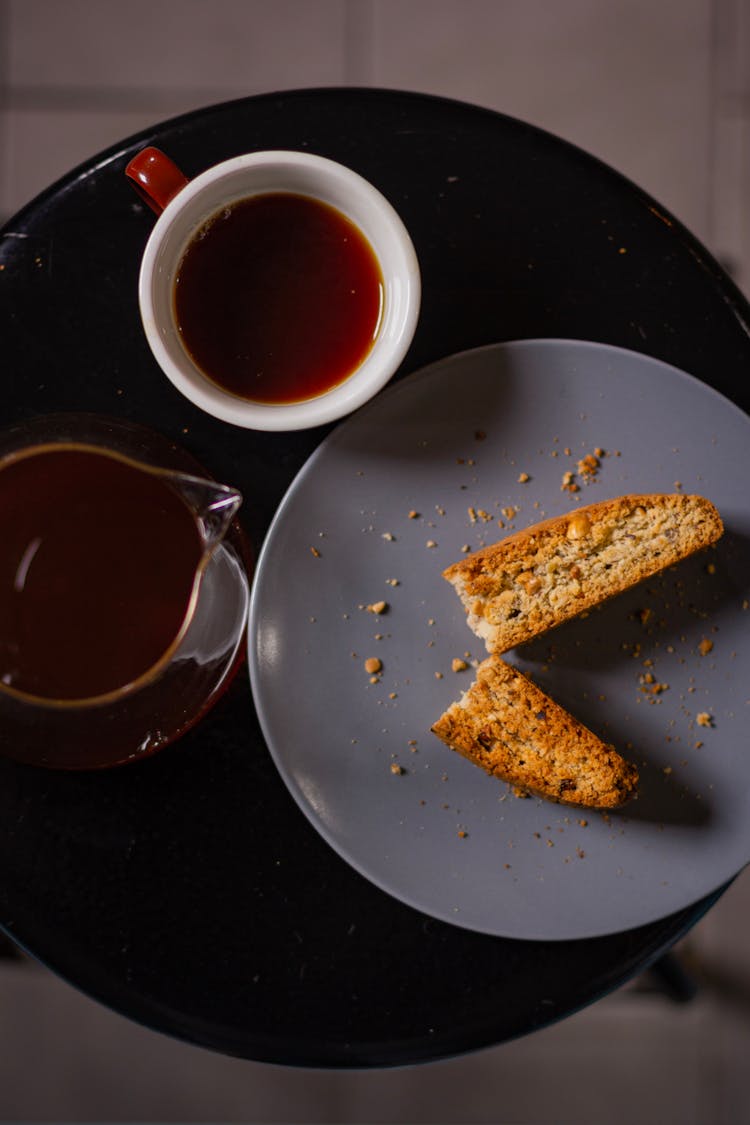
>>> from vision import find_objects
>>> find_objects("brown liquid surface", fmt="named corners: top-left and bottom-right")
top-left (173, 192), bottom-right (383, 404)
top-left (0, 446), bottom-right (203, 700)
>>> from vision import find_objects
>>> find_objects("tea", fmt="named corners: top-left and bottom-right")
top-left (0, 444), bottom-right (203, 700)
top-left (173, 192), bottom-right (383, 404)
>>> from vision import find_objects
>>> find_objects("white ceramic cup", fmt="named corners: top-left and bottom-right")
top-left (127, 148), bottom-right (421, 431)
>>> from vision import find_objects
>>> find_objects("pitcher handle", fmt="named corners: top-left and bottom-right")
top-left (125, 147), bottom-right (190, 215)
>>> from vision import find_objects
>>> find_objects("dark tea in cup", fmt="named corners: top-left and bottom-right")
top-left (173, 192), bottom-right (384, 405)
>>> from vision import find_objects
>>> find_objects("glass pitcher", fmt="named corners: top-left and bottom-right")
top-left (0, 413), bottom-right (251, 768)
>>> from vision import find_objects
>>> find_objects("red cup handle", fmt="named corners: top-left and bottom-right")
top-left (125, 147), bottom-right (190, 214)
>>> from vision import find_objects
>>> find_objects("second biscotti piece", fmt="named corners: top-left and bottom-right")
top-left (431, 655), bottom-right (639, 809)
top-left (443, 493), bottom-right (723, 653)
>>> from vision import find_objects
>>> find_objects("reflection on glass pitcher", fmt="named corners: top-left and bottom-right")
top-left (0, 414), bottom-right (251, 768)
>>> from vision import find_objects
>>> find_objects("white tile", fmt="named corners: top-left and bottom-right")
top-left (6, 0), bottom-right (347, 94)
top-left (368, 0), bottom-right (714, 245)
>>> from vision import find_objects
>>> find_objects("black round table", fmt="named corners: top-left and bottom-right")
top-left (0, 88), bottom-right (745, 1067)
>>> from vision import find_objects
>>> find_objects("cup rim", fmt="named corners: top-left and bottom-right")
top-left (138, 150), bottom-right (421, 432)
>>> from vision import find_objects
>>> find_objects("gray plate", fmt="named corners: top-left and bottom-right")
top-left (248, 340), bottom-right (750, 940)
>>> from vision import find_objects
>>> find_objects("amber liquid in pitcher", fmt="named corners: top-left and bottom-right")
top-left (173, 192), bottom-right (383, 404)
top-left (0, 444), bottom-right (204, 701)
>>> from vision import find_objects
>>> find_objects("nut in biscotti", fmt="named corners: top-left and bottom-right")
top-left (443, 494), bottom-right (723, 654)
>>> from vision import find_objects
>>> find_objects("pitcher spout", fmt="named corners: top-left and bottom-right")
top-left (167, 471), bottom-right (243, 553)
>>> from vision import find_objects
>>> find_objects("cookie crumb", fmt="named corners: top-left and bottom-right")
top-left (577, 453), bottom-right (600, 476)
top-left (390, 763), bottom-right (405, 775)
top-left (366, 600), bottom-right (388, 615)
top-left (517, 472), bottom-right (530, 483)
top-left (364, 657), bottom-right (382, 675)
top-left (451, 658), bottom-right (469, 673)
top-left (310, 546), bottom-right (321, 558)
top-left (561, 470), bottom-right (578, 492)
top-left (698, 637), bottom-right (714, 656)
top-left (696, 711), bottom-right (713, 728)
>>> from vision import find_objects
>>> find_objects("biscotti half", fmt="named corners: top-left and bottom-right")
top-left (443, 494), bottom-right (723, 654)
top-left (431, 656), bottom-right (639, 808)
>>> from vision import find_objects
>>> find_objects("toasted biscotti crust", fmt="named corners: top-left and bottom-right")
top-left (443, 493), bottom-right (723, 653)
top-left (431, 656), bottom-right (639, 808)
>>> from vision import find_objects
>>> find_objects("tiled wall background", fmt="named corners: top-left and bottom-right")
top-left (1, 1), bottom-right (749, 1123)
